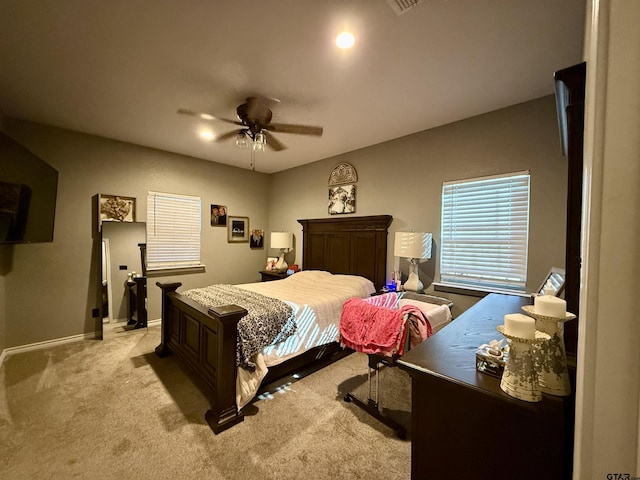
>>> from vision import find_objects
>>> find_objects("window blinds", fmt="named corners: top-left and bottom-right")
top-left (147, 191), bottom-right (201, 269)
top-left (440, 171), bottom-right (530, 292)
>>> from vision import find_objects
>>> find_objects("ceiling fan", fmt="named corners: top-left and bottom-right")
top-left (178, 96), bottom-right (323, 152)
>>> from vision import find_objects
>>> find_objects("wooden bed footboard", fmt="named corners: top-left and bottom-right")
top-left (154, 281), bottom-right (248, 434)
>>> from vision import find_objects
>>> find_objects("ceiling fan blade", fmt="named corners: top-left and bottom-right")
top-left (215, 129), bottom-right (245, 142)
top-left (177, 108), bottom-right (242, 126)
top-left (266, 123), bottom-right (323, 136)
top-left (262, 130), bottom-right (287, 151)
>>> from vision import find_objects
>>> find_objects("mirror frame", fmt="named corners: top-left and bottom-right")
top-left (537, 267), bottom-right (566, 296)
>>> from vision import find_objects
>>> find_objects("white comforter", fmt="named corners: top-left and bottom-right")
top-left (234, 270), bottom-right (375, 408)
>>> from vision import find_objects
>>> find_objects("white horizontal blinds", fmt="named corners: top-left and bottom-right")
top-left (440, 171), bottom-right (530, 292)
top-left (147, 191), bottom-right (201, 269)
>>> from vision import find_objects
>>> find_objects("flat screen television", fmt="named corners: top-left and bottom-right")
top-left (0, 131), bottom-right (58, 243)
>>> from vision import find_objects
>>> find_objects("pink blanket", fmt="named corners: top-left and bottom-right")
top-left (340, 297), bottom-right (407, 356)
top-left (339, 294), bottom-right (433, 356)
top-left (404, 306), bottom-right (433, 349)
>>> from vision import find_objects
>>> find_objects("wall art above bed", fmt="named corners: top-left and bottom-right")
top-left (328, 163), bottom-right (357, 215)
top-left (328, 162), bottom-right (358, 186)
top-left (328, 184), bottom-right (356, 215)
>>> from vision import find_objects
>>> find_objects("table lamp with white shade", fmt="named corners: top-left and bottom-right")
top-left (394, 231), bottom-right (432, 292)
top-left (270, 232), bottom-right (293, 271)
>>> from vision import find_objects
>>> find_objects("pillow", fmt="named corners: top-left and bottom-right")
top-left (331, 274), bottom-right (376, 297)
top-left (282, 270), bottom-right (333, 284)
top-left (398, 299), bottom-right (452, 331)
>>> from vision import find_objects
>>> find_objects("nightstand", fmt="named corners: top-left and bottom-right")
top-left (259, 270), bottom-right (288, 282)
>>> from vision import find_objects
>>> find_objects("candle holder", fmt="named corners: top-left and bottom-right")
top-left (521, 306), bottom-right (576, 396)
top-left (496, 326), bottom-right (550, 402)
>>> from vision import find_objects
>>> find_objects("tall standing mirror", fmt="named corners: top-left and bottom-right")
top-left (101, 221), bottom-right (147, 333)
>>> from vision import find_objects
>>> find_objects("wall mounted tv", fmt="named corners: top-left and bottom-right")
top-left (0, 131), bottom-right (58, 243)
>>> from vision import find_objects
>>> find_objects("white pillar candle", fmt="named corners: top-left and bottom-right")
top-left (504, 313), bottom-right (536, 340)
top-left (534, 295), bottom-right (567, 318)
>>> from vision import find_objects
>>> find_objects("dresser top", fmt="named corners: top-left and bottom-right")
top-left (398, 293), bottom-right (530, 396)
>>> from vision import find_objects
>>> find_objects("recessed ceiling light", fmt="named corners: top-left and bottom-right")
top-left (199, 130), bottom-right (214, 141)
top-left (336, 32), bottom-right (355, 49)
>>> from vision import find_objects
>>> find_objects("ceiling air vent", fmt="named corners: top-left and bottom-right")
top-left (386, 0), bottom-right (422, 16)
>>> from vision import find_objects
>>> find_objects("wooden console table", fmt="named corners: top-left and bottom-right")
top-left (398, 293), bottom-right (573, 480)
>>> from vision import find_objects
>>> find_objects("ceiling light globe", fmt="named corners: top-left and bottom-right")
top-left (199, 130), bottom-right (214, 141)
top-left (336, 32), bottom-right (355, 49)
top-left (235, 133), bottom-right (248, 148)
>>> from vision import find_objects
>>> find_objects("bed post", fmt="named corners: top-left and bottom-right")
top-left (205, 304), bottom-right (248, 434)
top-left (154, 281), bottom-right (248, 433)
top-left (155, 281), bottom-right (181, 358)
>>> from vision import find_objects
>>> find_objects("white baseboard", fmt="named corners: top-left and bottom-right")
top-left (0, 318), bottom-right (161, 368)
top-left (0, 331), bottom-right (94, 368)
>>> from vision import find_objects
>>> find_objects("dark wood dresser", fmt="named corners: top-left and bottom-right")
top-left (398, 293), bottom-right (573, 480)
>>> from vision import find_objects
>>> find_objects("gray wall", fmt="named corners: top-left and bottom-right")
top-left (0, 119), bottom-right (270, 348)
top-left (269, 96), bottom-right (567, 316)
top-left (0, 95), bottom-right (567, 349)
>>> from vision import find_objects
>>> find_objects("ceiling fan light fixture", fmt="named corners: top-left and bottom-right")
top-left (180, 97), bottom-right (322, 154)
top-left (235, 132), bottom-right (248, 148)
top-left (252, 132), bottom-right (266, 152)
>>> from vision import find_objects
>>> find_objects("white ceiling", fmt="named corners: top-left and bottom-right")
top-left (0, 0), bottom-right (586, 174)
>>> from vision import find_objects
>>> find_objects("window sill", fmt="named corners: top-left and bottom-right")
top-left (433, 282), bottom-right (529, 298)
top-left (146, 265), bottom-right (206, 277)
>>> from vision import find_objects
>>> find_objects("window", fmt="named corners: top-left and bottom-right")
top-left (146, 191), bottom-right (202, 272)
top-left (440, 171), bottom-right (530, 292)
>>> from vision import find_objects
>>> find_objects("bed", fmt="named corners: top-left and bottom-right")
top-left (154, 214), bottom-right (393, 433)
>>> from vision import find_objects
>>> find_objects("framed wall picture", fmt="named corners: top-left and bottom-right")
top-left (211, 204), bottom-right (227, 226)
top-left (328, 184), bottom-right (356, 215)
top-left (227, 216), bottom-right (249, 242)
top-left (98, 194), bottom-right (135, 229)
top-left (250, 229), bottom-right (264, 249)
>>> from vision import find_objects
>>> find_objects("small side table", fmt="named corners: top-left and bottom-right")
top-left (259, 270), bottom-right (288, 282)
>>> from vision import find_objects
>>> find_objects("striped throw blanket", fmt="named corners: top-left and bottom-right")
top-left (182, 284), bottom-right (295, 371)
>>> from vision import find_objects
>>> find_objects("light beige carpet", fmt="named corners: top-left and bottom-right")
top-left (0, 325), bottom-right (412, 479)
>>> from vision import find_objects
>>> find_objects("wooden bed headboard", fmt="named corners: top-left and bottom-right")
top-left (297, 215), bottom-right (393, 292)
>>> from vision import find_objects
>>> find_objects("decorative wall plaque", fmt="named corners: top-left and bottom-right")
top-left (328, 163), bottom-right (358, 186)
